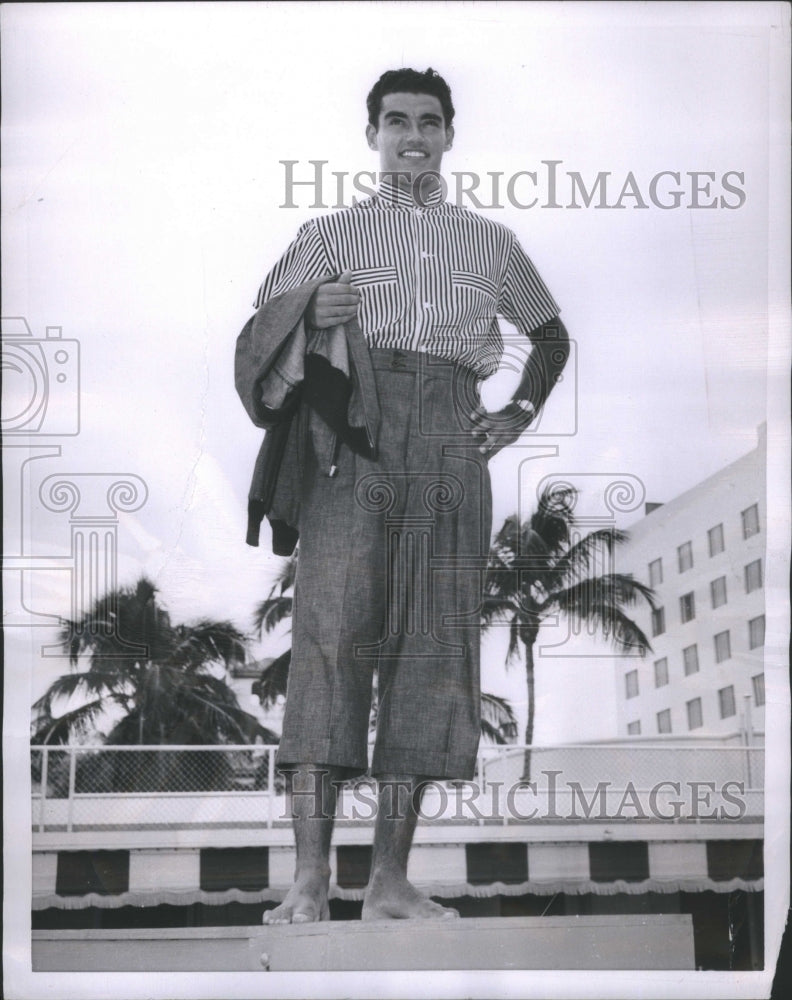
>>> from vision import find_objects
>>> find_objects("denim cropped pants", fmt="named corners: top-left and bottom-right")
top-left (276, 349), bottom-right (492, 781)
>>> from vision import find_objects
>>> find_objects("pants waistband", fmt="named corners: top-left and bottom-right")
top-left (368, 348), bottom-right (479, 382)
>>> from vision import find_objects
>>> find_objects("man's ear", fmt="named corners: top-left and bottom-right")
top-left (366, 123), bottom-right (378, 151)
top-left (444, 125), bottom-right (454, 152)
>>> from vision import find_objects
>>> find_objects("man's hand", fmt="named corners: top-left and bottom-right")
top-left (469, 400), bottom-right (536, 458)
top-left (306, 270), bottom-right (361, 329)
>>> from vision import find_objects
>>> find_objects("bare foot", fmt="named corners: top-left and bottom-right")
top-left (361, 869), bottom-right (459, 921)
top-left (263, 869), bottom-right (330, 924)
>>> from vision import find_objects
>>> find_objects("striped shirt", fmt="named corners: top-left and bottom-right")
top-left (255, 178), bottom-right (560, 377)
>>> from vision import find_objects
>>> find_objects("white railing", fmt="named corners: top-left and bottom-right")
top-left (31, 742), bottom-right (764, 835)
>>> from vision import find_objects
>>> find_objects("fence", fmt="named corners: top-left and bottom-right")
top-left (31, 740), bottom-right (764, 835)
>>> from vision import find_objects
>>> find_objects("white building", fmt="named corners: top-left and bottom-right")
top-left (614, 426), bottom-right (766, 739)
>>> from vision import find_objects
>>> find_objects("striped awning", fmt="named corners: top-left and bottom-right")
top-left (32, 836), bottom-right (764, 909)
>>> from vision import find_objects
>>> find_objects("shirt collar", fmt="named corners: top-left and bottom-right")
top-left (377, 175), bottom-right (445, 209)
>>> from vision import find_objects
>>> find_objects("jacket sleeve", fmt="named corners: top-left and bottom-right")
top-left (234, 276), bottom-right (331, 429)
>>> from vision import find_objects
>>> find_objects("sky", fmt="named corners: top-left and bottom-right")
top-left (2, 1), bottom-right (789, 747)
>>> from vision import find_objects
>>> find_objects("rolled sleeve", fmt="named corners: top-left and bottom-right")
top-left (498, 234), bottom-right (560, 336)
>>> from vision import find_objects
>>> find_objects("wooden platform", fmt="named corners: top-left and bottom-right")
top-left (33, 914), bottom-right (695, 971)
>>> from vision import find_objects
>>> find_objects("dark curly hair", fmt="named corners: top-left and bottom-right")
top-left (366, 68), bottom-right (455, 128)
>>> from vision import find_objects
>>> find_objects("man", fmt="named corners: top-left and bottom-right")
top-left (237, 68), bottom-right (568, 923)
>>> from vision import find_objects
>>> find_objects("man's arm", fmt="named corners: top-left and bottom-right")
top-left (471, 231), bottom-right (568, 458)
top-left (470, 316), bottom-right (570, 457)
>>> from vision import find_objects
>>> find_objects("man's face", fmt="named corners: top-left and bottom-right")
top-left (366, 92), bottom-right (454, 186)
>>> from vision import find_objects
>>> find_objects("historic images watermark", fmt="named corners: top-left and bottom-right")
top-left (284, 770), bottom-right (750, 823)
top-left (280, 162), bottom-right (747, 211)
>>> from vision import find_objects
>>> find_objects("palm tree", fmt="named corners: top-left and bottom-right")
top-left (251, 551), bottom-right (519, 746)
top-left (250, 553), bottom-right (295, 712)
top-left (482, 485), bottom-right (656, 778)
top-left (31, 577), bottom-right (277, 791)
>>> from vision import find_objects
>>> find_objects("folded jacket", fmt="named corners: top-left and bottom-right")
top-left (234, 276), bottom-right (380, 553)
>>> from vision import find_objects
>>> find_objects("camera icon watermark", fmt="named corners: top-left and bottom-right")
top-left (413, 330), bottom-right (578, 441)
top-left (1, 317), bottom-right (80, 436)
top-left (2, 315), bottom-right (146, 643)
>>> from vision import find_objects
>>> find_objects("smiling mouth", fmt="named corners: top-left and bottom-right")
top-left (400, 150), bottom-right (428, 158)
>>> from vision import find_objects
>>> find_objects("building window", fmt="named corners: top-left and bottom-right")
top-left (748, 615), bottom-right (765, 650)
top-left (714, 630), bottom-right (731, 663)
top-left (651, 607), bottom-right (665, 637)
top-left (745, 559), bottom-right (763, 593)
top-left (627, 720), bottom-right (641, 736)
top-left (679, 592), bottom-right (695, 623)
top-left (710, 576), bottom-right (727, 609)
top-left (708, 523), bottom-right (725, 557)
top-left (654, 657), bottom-right (669, 688)
top-left (686, 697), bottom-right (703, 730)
top-left (741, 503), bottom-right (760, 539)
top-left (656, 709), bottom-right (672, 734)
top-left (648, 558), bottom-right (663, 587)
top-left (624, 669), bottom-right (639, 699)
top-left (683, 644), bottom-right (700, 676)
top-left (718, 684), bottom-right (736, 719)
top-left (752, 673), bottom-right (765, 707)
top-left (677, 541), bottom-right (693, 573)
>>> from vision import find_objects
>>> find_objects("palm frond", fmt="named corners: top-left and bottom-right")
top-left (480, 593), bottom-right (517, 625)
top-left (541, 575), bottom-right (654, 653)
top-left (491, 514), bottom-right (520, 553)
top-left (31, 668), bottom-right (130, 717)
top-left (479, 692), bottom-right (518, 744)
top-left (274, 553), bottom-right (298, 595)
top-left (549, 528), bottom-right (631, 583)
top-left (58, 616), bottom-right (124, 665)
top-left (57, 576), bottom-right (173, 664)
top-left (173, 688), bottom-right (260, 744)
top-left (31, 698), bottom-right (107, 745)
top-left (529, 485), bottom-right (576, 553)
top-left (546, 573), bottom-right (656, 611)
top-left (251, 649), bottom-right (291, 709)
top-left (252, 596), bottom-right (294, 638)
top-left (171, 620), bottom-right (247, 670)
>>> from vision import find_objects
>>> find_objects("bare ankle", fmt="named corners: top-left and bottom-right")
top-left (295, 863), bottom-right (331, 881)
top-left (369, 860), bottom-right (407, 882)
